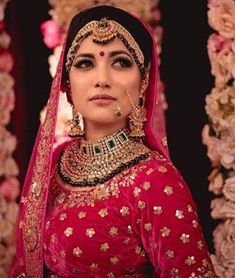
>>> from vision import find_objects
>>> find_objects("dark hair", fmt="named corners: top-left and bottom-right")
top-left (62, 5), bottom-right (153, 84)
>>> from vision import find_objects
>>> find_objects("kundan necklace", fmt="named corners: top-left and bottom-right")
top-left (57, 129), bottom-right (150, 187)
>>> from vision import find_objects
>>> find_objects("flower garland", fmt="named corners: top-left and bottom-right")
top-left (40, 0), bottom-right (166, 143)
top-left (202, 0), bottom-right (235, 276)
top-left (0, 0), bottom-right (20, 275)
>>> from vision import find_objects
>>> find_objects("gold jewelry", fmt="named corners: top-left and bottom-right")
top-left (128, 79), bottom-right (148, 138)
top-left (66, 18), bottom-right (144, 73)
top-left (129, 98), bottom-right (147, 138)
top-left (58, 129), bottom-right (150, 187)
top-left (68, 107), bottom-right (84, 138)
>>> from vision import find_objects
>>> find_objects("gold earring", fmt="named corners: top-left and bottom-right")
top-left (129, 97), bottom-right (146, 138)
top-left (129, 80), bottom-right (148, 138)
top-left (69, 107), bottom-right (84, 138)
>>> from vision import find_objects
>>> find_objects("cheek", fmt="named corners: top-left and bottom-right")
top-left (69, 77), bottom-right (88, 108)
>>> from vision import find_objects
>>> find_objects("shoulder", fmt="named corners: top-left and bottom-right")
top-left (136, 151), bottom-right (196, 207)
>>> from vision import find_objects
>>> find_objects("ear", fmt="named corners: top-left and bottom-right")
top-left (61, 80), bottom-right (73, 104)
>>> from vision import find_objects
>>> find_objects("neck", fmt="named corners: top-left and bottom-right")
top-left (84, 120), bottom-right (127, 142)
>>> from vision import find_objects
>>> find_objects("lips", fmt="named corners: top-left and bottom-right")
top-left (89, 94), bottom-right (117, 101)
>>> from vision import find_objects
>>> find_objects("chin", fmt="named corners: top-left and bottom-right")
top-left (84, 113), bottom-right (127, 127)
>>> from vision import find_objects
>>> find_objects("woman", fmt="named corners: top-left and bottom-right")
top-left (11, 5), bottom-right (216, 278)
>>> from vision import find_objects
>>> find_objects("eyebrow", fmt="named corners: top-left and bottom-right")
top-left (76, 50), bottom-right (133, 60)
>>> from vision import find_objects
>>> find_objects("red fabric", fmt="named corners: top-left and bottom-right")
top-left (43, 149), bottom-right (215, 277)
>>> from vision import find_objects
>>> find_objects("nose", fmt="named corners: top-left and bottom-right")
top-left (94, 64), bottom-right (111, 89)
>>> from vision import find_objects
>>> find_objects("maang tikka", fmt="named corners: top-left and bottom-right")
top-left (129, 79), bottom-right (148, 138)
top-left (69, 106), bottom-right (84, 138)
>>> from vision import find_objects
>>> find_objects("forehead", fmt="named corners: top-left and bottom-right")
top-left (76, 36), bottom-right (130, 54)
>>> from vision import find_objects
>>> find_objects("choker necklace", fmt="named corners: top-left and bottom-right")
top-left (57, 129), bottom-right (150, 187)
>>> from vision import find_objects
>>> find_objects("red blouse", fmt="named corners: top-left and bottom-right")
top-left (43, 152), bottom-right (216, 277)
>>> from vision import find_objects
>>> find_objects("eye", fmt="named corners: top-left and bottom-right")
top-left (73, 59), bottom-right (93, 69)
top-left (112, 57), bottom-right (133, 68)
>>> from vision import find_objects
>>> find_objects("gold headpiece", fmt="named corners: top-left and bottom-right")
top-left (66, 18), bottom-right (145, 72)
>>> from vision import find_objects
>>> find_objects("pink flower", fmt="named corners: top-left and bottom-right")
top-left (208, 0), bottom-right (220, 9)
top-left (208, 169), bottom-right (224, 195)
top-left (208, 34), bottom-right (231, 53)
top-left (202, 125), bottom-right (221, 167)
top-left (0, 177), bottom-right (20, 201)
top-left (40, 20), bottom-right (62, 49)
top-left (223, 176), bottom-right (235, 201)
top-left (0, 50), bottom-right (13, 72)
top-left (208, 0), bottom-right (235, 39)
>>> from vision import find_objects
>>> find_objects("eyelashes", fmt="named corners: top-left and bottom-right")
top-left (73, 59), bottom-right (93, 69)
top-left (73, 56), bottom-right (133, 69)
top-left (112, 57), bottom-right (133, 67)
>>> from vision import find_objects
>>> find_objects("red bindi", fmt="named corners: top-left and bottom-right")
top-left (99, 51), bottom-right (105, 57)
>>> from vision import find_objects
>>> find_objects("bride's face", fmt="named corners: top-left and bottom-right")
top-left (69, 36), bottom-right (142, 127)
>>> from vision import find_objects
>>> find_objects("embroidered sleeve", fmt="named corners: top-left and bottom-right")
top-left (134, 161), bottom-right (216, 278)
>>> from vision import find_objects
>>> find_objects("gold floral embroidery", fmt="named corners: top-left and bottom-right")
top-left (178, 181), bottom-right (184, 188)
top-left (158, 166), bottom-right (167, 173)
top-left (50, 234), bottom-right (56, 243)
top-left (133, 187), bottom-right (141, 197)
top-left (45, 221), bottom-right (50, 230)
top-left (143, 181), bottom-right (151, 190)
top-left (16, 272), bottom-right (27, 278)
top-left (55, 165), bottom-right (141, 209)
top-left (107, 272), bottom-right (115, 278)
top-left (175, 209), bottom-right (184, 219)
top-left (73, 246), bottom-right (83, 257)
top-left (59, 213), bottom-right (67, 221)
top-left (56, 192), bottom-right (66, 204)
top-left (60, 250), bottom-right (66, 258)
top-left (90, 263), bottom-right (98, 270)
top-left (170, 267), bottom-right (179, 277)
top-left (127, 225), bottom-right (133, 234)
top-left (110, 256), bottom-right (119, 265)
top-left (164, 185), bottom-right (173, 195)
top-left (192, 219), bottom-right (199, 228)
top-left (109, 227), bottom-right (118, 237)
top-left (136, 218), bottom-right (142, 224)
top-left (144, 223), bottom-right (152, 231)
top-left (180, 233), bottom-right (190, 243)
top-left (64, 227), bottom-right (73, 237)
top-left (135, 245), bottom-right (146, 257)
top-left (100, 243), bottom-right (110, 252)
top-left (86, 228), bottom-right (95, 238)
top-left (98, 208), bottom-right (108, 217)
top-left (166, 249), bottom-right (174, 258)
top-left (120, 206), bottom-right (130, 216)
top-left (123, 237), bottom-right (131, 244)
top-left (197, 240), bottom-right (204, 250)
top-left (153, 205), bottom-right (163, 215)
top-left (78, 211), bottom-right (87, 219)
top-left (160, 226), bottom-right (171, 237)
top-left (21, 76), bottom-right (60, 276)
top-left (149, 240), bottom-right (158, 251)
top-left (187, 204), bottom-right (193, 212)
top-left (138, 200), bottom-right (146, 209)
top-left (146, 168), bottom-right (154, 176)
top-left (185, 256), bottom-right (196, 265)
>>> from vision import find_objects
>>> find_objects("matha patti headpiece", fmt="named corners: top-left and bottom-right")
top-left (66, 17), bottom-right (145, 73)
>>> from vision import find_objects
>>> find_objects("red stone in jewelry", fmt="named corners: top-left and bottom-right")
top-left (100, 51), bottom-right (105, 57)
